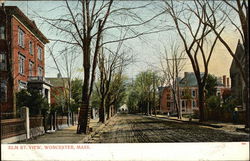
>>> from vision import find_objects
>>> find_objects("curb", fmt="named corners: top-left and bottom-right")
top-left (236, 127), bottom-right (250, 133)
top-left (148, 115), bottom-right (223, 128)
top-left (78, 115), bottom-right (117, 143)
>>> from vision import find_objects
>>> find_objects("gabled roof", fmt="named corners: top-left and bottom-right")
top-left (3, 6), bottom-right (49, 44)
top-left (46, 77), bottom-right (69, 87)
top-left (158, 86), bottom-right (171, 93)
top-left (230, 40), bottom-right (245, 76)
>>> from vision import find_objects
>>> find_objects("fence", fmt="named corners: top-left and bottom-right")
top-left (30, 116), bottom-right (44, 128)
top-left (1, 112), bottom-right (21, 119)
top-left (29, 116), bottom-right (45, 138)
top-left (1, 108), bottom-right (78, 143)
top-left (204, 110), bottom-right (246, 123)
top-left (56, 116), bottom-right (68, 129)
top-left (1, 108), bottom-right (46, 143)
top-left (1, 118), bottom-right (26, 139)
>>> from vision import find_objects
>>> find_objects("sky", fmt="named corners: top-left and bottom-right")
top-left (5, 1), bottom-right (240, 81)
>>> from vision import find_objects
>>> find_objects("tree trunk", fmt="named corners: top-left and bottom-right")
top-left (77, 103), bottom-right (90, 134)
top-left (172, 90), bottom-right (180, 118)
top-left (99, 100), bottom-right (105, 123)
top-left (77, 46), bottom-right (91, 134)
top-left (106, 105), bottom-right (110, 120)
top-left (198, 85), bottom-right (205, 122)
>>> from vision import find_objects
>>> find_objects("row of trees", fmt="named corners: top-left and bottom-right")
top-left (36, 0), bottom-right (248, 133)
top-left (38, 0), bottom-right (163, 134)
top-left (94, 44), bottom-right (130, 123)
top-left (126, 70), bottom-right (227, 118)
top-left (127, 70), bottom-right (160, 116)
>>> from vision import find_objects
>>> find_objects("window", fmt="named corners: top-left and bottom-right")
top-left (38, 66), bottom-right (43, 76)
top-left (38, 46), bottom-right (42, 60)
top-left (0, 26), bottom-right (5, 39)
top-left (0, 79), bottom-right (7, 102)
top-left (29, 41), bottom-right (33, 55)
top-left (192, 100), bottom-right (196, 108)
top-left (182, 100), bottom-right (185, 107)
top-left (192, 90), bottom-right (196, 97)
top-left (18, 80), bottom-right (27, 90)
top-left (29, 61), bottom-right (34, 76)
top-left (181, 90), bottom-right (185, 96)
top-left (18, 53), bottom-right (25, 75)
top-left (0, 52), bottom-right (7, 71)
top-left (167, 94), bottom-right (171, 99)
top-left (167, 102), bottom-right (170, 107)
top-left (18, 28), bottom-right (25, 47)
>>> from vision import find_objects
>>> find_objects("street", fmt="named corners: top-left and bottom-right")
top-left (87, 114), bottom-right (249, 143)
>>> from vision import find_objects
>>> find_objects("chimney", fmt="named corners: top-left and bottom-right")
top-left (184, 72), bottom-right (189, 78)
top-left (1, 1), bottom-right (4, 7)
top-left (223, 75), bottom-right (226, 87)
top-left (227, 77), bottom-right (230, 87)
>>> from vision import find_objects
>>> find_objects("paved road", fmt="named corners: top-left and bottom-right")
top-left (87, 114), bottom-right (249, 143)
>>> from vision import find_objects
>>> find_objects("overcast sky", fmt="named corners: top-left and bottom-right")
top-left (5, 1), bottom-right (240, 80)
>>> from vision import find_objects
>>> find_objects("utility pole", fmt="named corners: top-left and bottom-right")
top-left (153, 72), bottom-right (156, 116)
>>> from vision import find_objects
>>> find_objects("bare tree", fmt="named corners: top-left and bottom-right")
top-left (36, 0), bottom-right (114, 134)
top-left (47, 43), bottom-right (80, 126)
top-left (204, 0), bottom-right (249, 128)
top-left (163, 0), bottom-right (223, 121)
top-left (159, 42), bottom-right (186, 119)
top-left (34, 0), bottom-right (168, 134)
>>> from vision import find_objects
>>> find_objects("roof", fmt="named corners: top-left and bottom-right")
top-left (179, 72), bottom-right (204, 87)
top-left (230, 40), bottom-right (245, 76)
top-left (3, 6), bottom-right (49, 44)
top-left (46, 77), bottom-right (69, 87)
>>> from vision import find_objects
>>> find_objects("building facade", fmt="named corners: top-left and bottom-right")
top-left (0, 6), bottom-right (50, 116)
top-left (160, 72), bottom-right (231, 114)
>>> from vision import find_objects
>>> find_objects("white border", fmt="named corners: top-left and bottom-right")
top-left (1, 142), bottom-right (249, 161)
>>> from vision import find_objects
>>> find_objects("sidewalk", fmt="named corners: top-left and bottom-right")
top-left (17, 117), bottom-right (114, 144)
top-left (147, 114), bottom-right (247, 133)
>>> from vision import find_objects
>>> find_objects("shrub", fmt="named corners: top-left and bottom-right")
top-left (206, 96), bottom-right (221, 111)
top-left (193, 109), bottom-right (199, 119)
top-left (222, 97), bottom-right (240, 112)
top-left (16, 89), bottom-right (49, 116)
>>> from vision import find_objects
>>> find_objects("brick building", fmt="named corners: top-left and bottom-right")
top-left (0, 5), bottom-right (51, 116)
top-left (46, 76), bottom-right (69, 106)
top-left (159, 72), bottom-right (230, 114)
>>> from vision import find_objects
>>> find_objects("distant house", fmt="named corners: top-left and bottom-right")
top-left (216, 75), bottom-right (231, 100)
top-left (0, 5), bottom-right (50, 116)
top-left (159, 72), bottom-right (230, 114)
top-left (159, 86), bottom-right (172, 113)
top-left (230, 40), bottom-right (245, 106)
top-left (118, 104), bottom-right (128, 113)
top-left (46, 75), bottom-right (70, 106)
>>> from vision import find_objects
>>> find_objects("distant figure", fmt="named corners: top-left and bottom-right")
top-left (233, 107), bottom-right (239, 124)
top-left (167, 112), bottom-right (170, 117)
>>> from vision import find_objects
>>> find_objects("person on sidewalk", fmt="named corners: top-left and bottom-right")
top-left (232, 107), bottom-right (239, 124)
